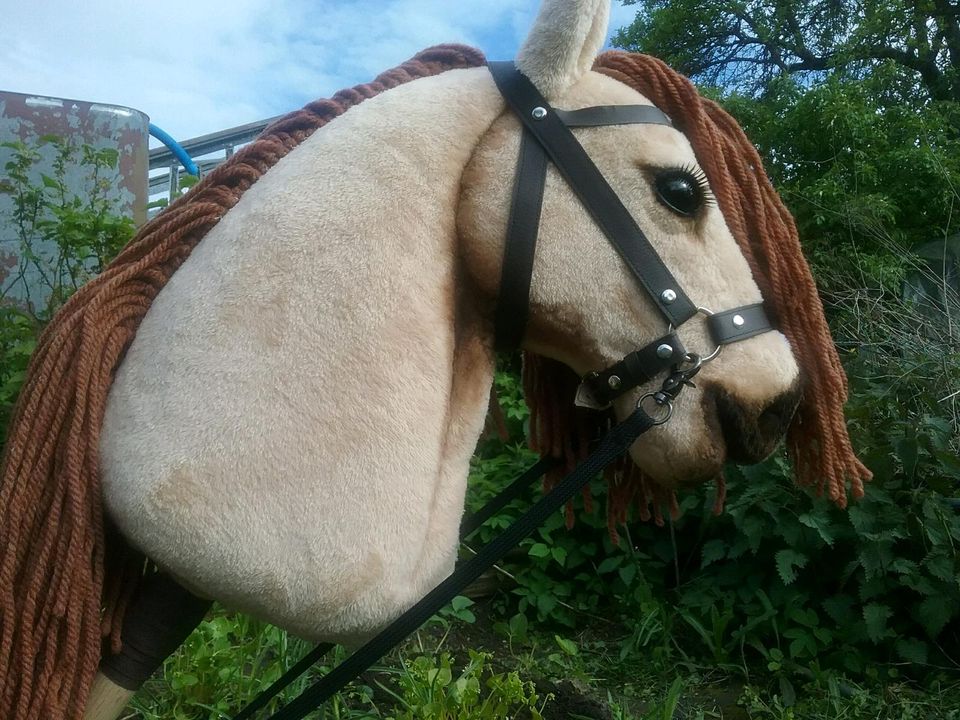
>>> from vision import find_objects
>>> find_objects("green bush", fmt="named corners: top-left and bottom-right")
top-left (0, 136), bottom-right (135, 445)
top-left (469, 253), bottom-right (960, 683)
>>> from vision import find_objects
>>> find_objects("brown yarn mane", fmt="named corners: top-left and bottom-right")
top-left (0, 45), bottom-right (869, 720)
top-left (0, 45), bottom-right (484, 720)
top-left (521, 51), bottom-right (871, 532)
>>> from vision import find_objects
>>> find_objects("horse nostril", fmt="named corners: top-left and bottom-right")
top-left (713, 385), bottom-right (800, 464)
top-left (757, 389), bottom-right (799, 444)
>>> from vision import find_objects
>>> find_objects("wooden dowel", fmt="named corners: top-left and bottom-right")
top-left (83, 672), bottom-right (135, 720)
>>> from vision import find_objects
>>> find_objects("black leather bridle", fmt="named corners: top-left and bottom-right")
top-left (488, 62), bottom-right (774, 410)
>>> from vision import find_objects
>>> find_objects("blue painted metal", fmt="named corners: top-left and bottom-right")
top-left (148, 123), bottom-right (199, 176)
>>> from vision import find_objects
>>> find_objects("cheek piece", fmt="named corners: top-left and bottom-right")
top-left (487, 62), bottom-right (773, 409)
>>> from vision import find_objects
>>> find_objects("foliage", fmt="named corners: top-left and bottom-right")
top-left (471, 273), bottom-right (960, 681)
top-left (1, 136), bottom-right (135, 316)
top-left (384, 651), bottom-right (546, 720)
top-left (716, 71), bottom-right (960, 263)
top-left (135, 607), bottom-right (547, 720)
top-left (613, 0), bottom-right (960, 102)
top-left (132, 611), bottom-right (338, 720)
top-left (0, 136), bottom-right (135, 445)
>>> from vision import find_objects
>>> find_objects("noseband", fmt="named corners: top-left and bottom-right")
top-left (488, 62), bottom-right (773, 409)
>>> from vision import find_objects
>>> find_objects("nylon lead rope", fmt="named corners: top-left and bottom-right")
top-left (238, 361), bottom-right (699, 720)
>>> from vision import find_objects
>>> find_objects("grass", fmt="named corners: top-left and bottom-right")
top-left (123, 603), bottom-right (960, 720)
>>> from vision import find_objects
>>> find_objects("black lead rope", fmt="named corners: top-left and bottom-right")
top-left (233, 455), bottom-right (559, 720)
top-left (236, 405), bottom-right (659, 720)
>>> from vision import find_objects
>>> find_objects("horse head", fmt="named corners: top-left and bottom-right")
top-left (459, 0), bottom-right (800, 489)
top-left (0, 2), bottom-right (870, 719)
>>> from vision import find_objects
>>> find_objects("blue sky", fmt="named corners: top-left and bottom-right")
top-left (3, 1), bottom-right (638, 143)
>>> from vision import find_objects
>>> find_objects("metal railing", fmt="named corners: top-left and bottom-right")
top-left (148, 115), bottom-right (283, 204)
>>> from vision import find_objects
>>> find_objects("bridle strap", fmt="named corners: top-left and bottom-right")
top-left (708, 303), bottom-right (771, 345)
top-left (489, 61), bottom-right (775, 406)
top-left (489, 61), bottom-right (698, 330)
top-left (575, 331), bottom-right (686, 409)
top-left (575, 304), bottom-right (775, 409)
top-left (494, 129), bottom-right (549, 351)
top-left (493, 107), bottom-right (675, 351)
top-left (556, 105), bottom-right (673, 128)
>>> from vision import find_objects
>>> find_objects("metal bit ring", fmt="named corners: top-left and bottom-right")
top-left (667, 307), bottom-right (722, 363)
top-left (638, 392), bottom-right (674, 425)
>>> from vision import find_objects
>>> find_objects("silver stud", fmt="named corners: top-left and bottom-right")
top-left (656, 343), bottom-right (674, 359)
top-left (660, 289), bottom-right (677, 304)
top-left (531, 106), bottom-right (548, 120)
top-left (732, 314), bottom-right (745, 327)
top-left (607, 375), bottom-right (622, 389)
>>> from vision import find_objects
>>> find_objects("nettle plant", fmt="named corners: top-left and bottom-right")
top-left (0, 136), bottom-right (135, 441)
top-left (473, 321), bottom-right (960, 678)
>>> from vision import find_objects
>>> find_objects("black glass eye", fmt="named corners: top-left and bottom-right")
top-left (653, 168), bottom-right (709, 218)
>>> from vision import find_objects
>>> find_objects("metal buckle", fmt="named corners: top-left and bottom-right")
top-left (667, 307), bottom-right (722, 363)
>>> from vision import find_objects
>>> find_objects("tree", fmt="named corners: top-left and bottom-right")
top-left (614, 0), bottom-right (960, 102)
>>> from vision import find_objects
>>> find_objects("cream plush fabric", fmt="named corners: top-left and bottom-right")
top-left (101, 0), bottom-right (799, 643)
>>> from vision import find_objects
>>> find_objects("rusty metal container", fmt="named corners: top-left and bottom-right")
top-left (0, 91), bottom-right (148, 310)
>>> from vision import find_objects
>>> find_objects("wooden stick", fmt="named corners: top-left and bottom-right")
top-left (83, 672), bottom-right (135, 720)
top-left (85, 571), bottom-right (212, 719)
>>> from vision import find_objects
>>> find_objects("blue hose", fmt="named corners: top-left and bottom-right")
top-left (149, 123), bottom-right (200, 176)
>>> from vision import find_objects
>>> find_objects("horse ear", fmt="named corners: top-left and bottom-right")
top-left (516, 0), bottom-right (610, 99)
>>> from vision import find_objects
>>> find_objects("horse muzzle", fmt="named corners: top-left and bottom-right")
top-left (704, 380), bottom-right (801, 464)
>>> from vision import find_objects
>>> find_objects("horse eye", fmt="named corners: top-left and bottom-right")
top-left (653, 169), bottom-right (707, 218)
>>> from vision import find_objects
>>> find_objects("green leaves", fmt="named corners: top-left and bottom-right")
top-left (863, 603), bottom-right (894, 643)
top-left (775, 549), bottom-right (809, 585)
top-left (613, 0), bottom-right (960, 102)
top-left (918, 595), bottom-right (955, 638)
top-left (0, 135), bottom-right (136, 454)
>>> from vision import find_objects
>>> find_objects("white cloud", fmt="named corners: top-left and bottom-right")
top-left (2, 1), bottom-right (638, 142)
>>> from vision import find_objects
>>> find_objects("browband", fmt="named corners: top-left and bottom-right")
top-left (555, 105), bottom-right (673, 128)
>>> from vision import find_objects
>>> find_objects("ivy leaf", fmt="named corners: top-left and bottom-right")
top-left (778, 676), bottom-right (797, 707)
top-left (775, 549), bottom-right (808, 585)
top-left (798, 511), bottom-right (835, 546)
top-left (451, 595), bottom-right (474, 612)
top-left (894, 435), bottom-right (919, 479)
top-left (596, 557), bottom-right (621, 574)
top-left (863, 603), bottom-right (893, 643)
top-left (919, 595), bottom-right (955, 637)
top-left (701, 539), bottom-right (728, 568)
top-left (551, 546), bottom-right (567, 566)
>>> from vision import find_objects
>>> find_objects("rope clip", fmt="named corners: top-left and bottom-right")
top-left (637, 352), bottom-right (702, 425)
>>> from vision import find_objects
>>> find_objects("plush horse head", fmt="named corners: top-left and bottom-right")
top-left (0, 1), bottom-right (870, 719)
top-left (459, 1), bottom-right (801, 489)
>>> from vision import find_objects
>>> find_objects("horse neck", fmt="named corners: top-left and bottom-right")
top-left (268, 66), bottom-right (505, 497)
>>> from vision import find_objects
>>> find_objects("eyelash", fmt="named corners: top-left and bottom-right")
top-left (677, 164), bottom-right (716, 207)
